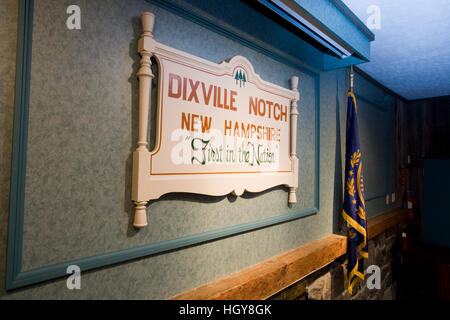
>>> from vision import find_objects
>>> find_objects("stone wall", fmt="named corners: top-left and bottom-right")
top-left (269, 224), bottom-right (404, 300)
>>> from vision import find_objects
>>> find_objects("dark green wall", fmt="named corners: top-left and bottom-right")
top-left (1, 0), bottom-right (399, 299)
top-left (401, 95), bottom-right (450, 247)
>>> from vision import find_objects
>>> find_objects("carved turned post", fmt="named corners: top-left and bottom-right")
top-left (133, 12), bottom-right (155, 227)
top-left (289, 76), bottom-right (299, 204)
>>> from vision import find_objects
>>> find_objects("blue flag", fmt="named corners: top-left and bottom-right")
top-left (343, 91), bottom-right (368, 295)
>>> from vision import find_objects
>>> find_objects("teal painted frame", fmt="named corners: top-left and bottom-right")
top-left (6, 0), bottom-right (34, 291)
top-left (354, 92), bottom-right (391, 201)
top-left (6, 0), bottom-right (321, 290)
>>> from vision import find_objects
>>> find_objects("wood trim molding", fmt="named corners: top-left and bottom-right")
top-left (168, 234), bottom-right (347, 300)
top-left (367, 207), bottom-right (407, 240)
top-left (169, 207), bottom-right (407, 300)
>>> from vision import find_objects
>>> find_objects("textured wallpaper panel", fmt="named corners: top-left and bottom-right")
top-left (0, 0), bottom-right (19, 297)
top-left (358, 98), bottom-right (388, 197)
top-left (21, 0), bottom-right (319, 271)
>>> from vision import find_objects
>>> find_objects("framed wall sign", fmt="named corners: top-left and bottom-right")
top-left (132, 12), bottom-right (300, 227)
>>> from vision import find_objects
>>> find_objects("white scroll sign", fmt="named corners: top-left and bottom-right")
top-left (131, 12), bottom-right (300, 228)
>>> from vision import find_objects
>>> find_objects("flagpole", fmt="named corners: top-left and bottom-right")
top-left (350, 65), bottom-right (354, 92)
top-left (346, 65), bottom-right (354, 231)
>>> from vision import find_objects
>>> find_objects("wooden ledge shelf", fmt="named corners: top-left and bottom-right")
top-left (168, 234), bottom-right (347, 300)
top-left (169, 207), bottom-right (407, 300)
top-left (367, 207), bottom-right (407, 240)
